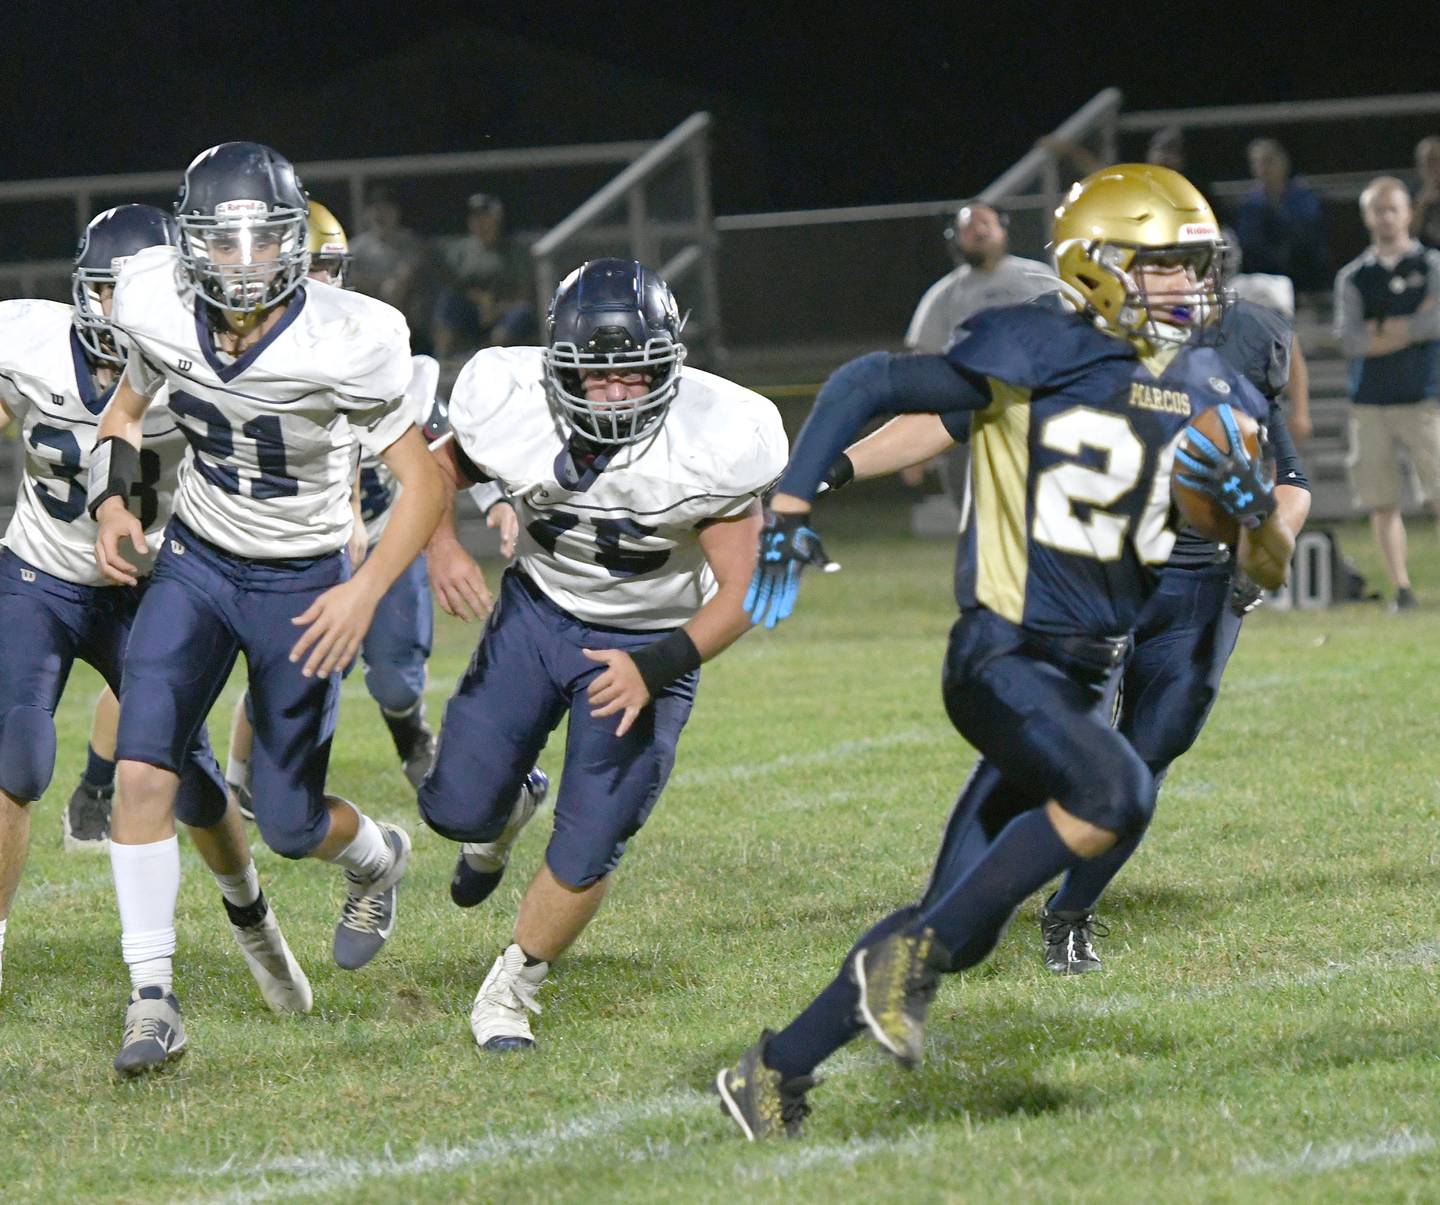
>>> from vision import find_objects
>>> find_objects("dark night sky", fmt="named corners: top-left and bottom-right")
top-left (1, 3), bottom-right (1432, 230)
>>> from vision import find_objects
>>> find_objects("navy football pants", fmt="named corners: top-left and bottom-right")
top-left (0, 550), bottom-right (225, 817)
top-left (360, 551), bottom-right (432, 714)
top-left (116, 521), bottom-right (344, 857)
top-left (419, 569), bottom-right (697, 888)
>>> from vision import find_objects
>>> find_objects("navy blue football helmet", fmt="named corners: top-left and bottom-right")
top-left (72, 204), bottom-right (179, 365)
top-left (542, 258), bottom-right (686, 445)
top-left (175, 142), bottom-right (309, 327)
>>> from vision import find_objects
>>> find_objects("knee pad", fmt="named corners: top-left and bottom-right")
top-left (0, 707), bottom-right (57, 802)
top-left (416, 777), bottom-right (513, 844)
top-left (365, 662), bottom-right (424, 714)
top-left (253, 812), bottom-right (324, 860)
top-left (1070, 752), bottom-right (1155, 839)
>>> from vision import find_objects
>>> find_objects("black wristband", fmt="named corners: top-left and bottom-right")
top-left (484, 493), bottom-right (512, 517)
top-left (823, 452), bottom-right (855, 492)
top-left (629, 628), bottom-right (702, 696)
top-left (86, 436), bottom-right (140, 519)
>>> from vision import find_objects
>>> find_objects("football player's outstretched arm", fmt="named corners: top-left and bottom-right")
top-left (585, 500), bottom-right (764, 738)
top-left (90, 373), bottom-right (156, 586)
top-left (289, 426), bottom-right (445, 677)
top-left (424, 435), bottom-right (495, 622)
top-left (826, 413), bottom-right (959, 492)
top-left (772, 351), bottom-right (987, 515)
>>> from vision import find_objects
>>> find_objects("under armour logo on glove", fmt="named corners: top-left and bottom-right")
top-left (1175, 404), bottom-right (1276, 530)
top-left (744, 510), bottom-right (840, 629)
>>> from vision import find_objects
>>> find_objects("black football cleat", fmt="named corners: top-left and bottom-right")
top-left (852, 927), bottom-right (948, 1069)
top-left (450, 769), bottom-right (548, 908)
top-left (1040, 905), bottom-right (1107, 975)
top-left (714, 1031), bottom-right (817, 1140)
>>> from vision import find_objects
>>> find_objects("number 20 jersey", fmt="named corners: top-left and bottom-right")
top-left (448, 347), bottom-right (788, 629)
top-left (0, 299), bottom-right (188, 585)
top-left (947, 302), bottom-right (1270, 638)
top-left (111, 245), bottom-right (415, 559)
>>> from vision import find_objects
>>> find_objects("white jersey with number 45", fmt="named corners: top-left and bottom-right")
top-left (0, 299), bottom-right (188, 585)
top-left (448, 346), bottom-right (787, 629)
top-left (111, 245), bottom-right (415, 559)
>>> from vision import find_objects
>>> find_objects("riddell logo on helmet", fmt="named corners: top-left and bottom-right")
top-left (1178, 223), bottom-right (1219, 241)
top-left (215, 199), bottom-right (269, 218)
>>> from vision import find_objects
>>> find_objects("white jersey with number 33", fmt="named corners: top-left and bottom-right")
top-left (0, 299), bottom-right (188, 585)
top-left (110, 245), bottom-right (414, 559)
top-left (447, 346), bottom-right (787, 629)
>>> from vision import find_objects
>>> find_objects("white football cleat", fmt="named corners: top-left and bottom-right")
top-left (228, 898), bottom-right (313, 1014)
top-left (470, 943), bottom-right (547, 1052)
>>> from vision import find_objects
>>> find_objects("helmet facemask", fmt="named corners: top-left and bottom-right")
top-left (1058, 238), bottom-right (1225, 346)
top-left (543, 328), bottom-right (686, 447)
top-left (178, 202), bottom-right (309, 329)
top-left (71, 266), bottom-right (125, 365)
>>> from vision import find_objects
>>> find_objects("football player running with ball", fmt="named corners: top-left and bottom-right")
top-left (421, 259), bottom-right (786, 1053)
top-left (716, 165), bottom-right (1297, 1138)
top-left (90, 143), bottom-right (444, 1076)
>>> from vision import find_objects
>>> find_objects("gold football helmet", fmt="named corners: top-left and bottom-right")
top-left (1051, 164), bottom-right (1223, 344)
top-left (306, 199), bottom-right (350, 286)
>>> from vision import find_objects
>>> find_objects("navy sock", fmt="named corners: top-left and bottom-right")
top-left (918, 808), bottom-right (1079, 972)
top-left (1048, 831), bottom-right (1143, 914)
top-left (381, 703), bottom-right (426, 757)
top-left (763, 905), bottom-right (918, 1080)
top-left (84, 745), bottom-right (116, 789)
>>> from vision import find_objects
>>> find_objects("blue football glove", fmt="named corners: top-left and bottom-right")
top-left (1175, 404), bottom-right (1276, 529)
top-left (745, 510), bottom-right (839, 629)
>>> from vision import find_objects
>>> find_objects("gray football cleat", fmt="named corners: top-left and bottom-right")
top-left (333, 823), bottom-right (411, 971)
top-left (114, 985), bottom-right (187, 1078)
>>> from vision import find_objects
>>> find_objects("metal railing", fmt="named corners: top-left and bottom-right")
top-left (529, 112), bottom-right (721, 358)
top-left (0, 139), bottom-right (654, 302)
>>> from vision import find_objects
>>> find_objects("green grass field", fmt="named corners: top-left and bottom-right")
top-left (2, 507), bottom-right (1438, 1203)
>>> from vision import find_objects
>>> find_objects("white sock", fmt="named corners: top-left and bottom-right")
top-left (225, 755), bottom-right (249, 791)
top-left (0, 917), bottom-right (6, 989)
top-left (214, 862), bottom-right (261, 908)
top-left (327, 807), bottom-right (391, 882)
top-left (110, 837), bottom-right (180, 991)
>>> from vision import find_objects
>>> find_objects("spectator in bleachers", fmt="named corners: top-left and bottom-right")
top-left (906, 202), bottom-right (1056, 354)
top-left (432, 193), bottom-right (537, 358)
top-left (1234, 138), bottom-right (1329, 293)
top-left (1410, 135), bottom-right (1440, 250)
top-left (1334, 176), bottom-right (1440, 612)
top-left (348, 186), bottom-right (434, 351)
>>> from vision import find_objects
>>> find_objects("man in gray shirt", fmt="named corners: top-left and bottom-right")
top-left (906, 202), bottom-right (1058, 353)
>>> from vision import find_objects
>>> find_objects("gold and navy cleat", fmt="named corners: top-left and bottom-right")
top-left (714, 1031), bottom-right (817, 1141)
top-left (852, 927), bottom-right (948, 1069)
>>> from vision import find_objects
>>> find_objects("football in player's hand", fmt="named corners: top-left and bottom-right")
top-left (1172, 405), bottom-right (1262, 546)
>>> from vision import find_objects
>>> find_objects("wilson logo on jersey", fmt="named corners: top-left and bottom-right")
top-left (1127, 383), bottom-right (1192, 416)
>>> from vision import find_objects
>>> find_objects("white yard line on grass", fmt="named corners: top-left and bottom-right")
top-left (1060, 940), bottom-right (1440, 1019)
top-left (671, 726), bottom-right (938, 792)
top-left (1235, 1128), bottom-right (1435, 1176)
top-left (186, 1088), bottom-right (712, 1203)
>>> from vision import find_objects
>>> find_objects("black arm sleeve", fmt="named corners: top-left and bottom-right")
top-left (1265, 398), bottom-right (1308, 492)
top-left (776, 351), bottom-right (990, 499)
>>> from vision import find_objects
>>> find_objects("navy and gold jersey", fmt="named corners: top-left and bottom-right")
top-left (946, 304), bottom-right (1269, 637)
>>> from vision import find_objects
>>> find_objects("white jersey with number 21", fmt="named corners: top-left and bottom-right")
top-left (110, 245), bottom-right (415, 559)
